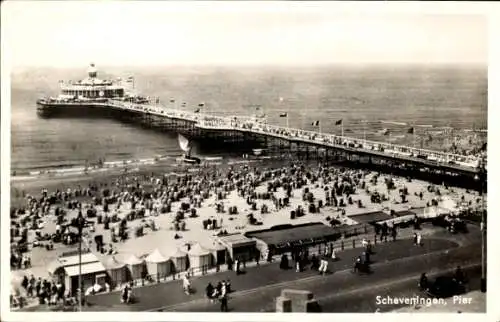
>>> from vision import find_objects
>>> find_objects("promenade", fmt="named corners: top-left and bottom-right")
top-left (20, 224), bottom-right (482, 312)
top-left (78, 237), bottom-right (480, 312)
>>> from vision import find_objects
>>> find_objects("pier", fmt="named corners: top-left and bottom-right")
top-left (37, 98), bottom-right (486, 189)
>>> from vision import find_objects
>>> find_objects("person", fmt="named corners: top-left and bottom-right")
top-left (219, 283), bottom-right (228, 312)
top-left (366, 240), bottom-right (373, 254)
top-left (319, 256), bottom-right (328, 275)
top-left (206, 283), bottom-right (214, 302)
top-left (416, 233), bottom-right (422, 246)
top-left (234, 258), bottom-right (239, 274)
top-left (120, 285), bottom-right (129, 303)
top-left (413, 233), bottom-right (418, 245)
top-left (419, 273), bottom-right (428, 291)
top-left (331, 248), bottom-right (337, 261)
top-left (362, 251), bottom-right (370, 264)
top-left (318, 257), bottom-right (326, 274)
top-left (182, 275), bottom-right (191, 295)
top-left (279, 254), bottom-right (289, 270)
top-left (311, 254), bottom-right (319, 270)
top-left (105, 282), bottom-right (110, 293)
top-left (353, 256), bottom-right (362, 273)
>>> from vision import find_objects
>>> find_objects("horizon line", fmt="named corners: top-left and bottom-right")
top-left (10, 61), bottom-right (488, 70)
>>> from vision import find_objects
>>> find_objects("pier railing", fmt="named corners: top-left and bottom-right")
top-left (52, 98), bottom-right (482, 172)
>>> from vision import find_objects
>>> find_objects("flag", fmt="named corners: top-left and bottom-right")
top-left (126, 76), bottom-right (134, 83)
top-left (198, 102), bottom-right (205, 107)
top-left (312, 120), bottom-right (320, 126)
top-left (256, 106), bottom-right (261, 111)
top-left (170, 98), bottom-right (175, 103)
top-left (407, 127), bottom-right (414, 134)
top-left (279, 113), bottom-right (288, 117)
top-left (335, 119), bottom-right (343, 125)
top-left (194, 108), bottom-right (200, 113)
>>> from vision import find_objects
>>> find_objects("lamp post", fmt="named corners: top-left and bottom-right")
top-left (76, 212), bottom-right (86, 311)
top-left (474, 161), bottom-right (487, 293)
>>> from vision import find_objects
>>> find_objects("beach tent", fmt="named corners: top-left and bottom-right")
top-left (145, 249), bottom-right (171, 280)
top-left (439, 197), bottom-right (459, 214)
top-left (124, 254), bottom-right (145, 281)
top-left (47, 259), bottom-right (65, 280)
top-left (188, 243), bottom-right (212, 271)
top-left (104, 256), bottom-right (127, 287)
top-left (423, 206), bottom-right (451, 219)
top-left (167, 248), bottom-right (188, 273)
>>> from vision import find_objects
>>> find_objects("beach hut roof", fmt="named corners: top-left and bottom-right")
top-left (124, 254), bottom-right (144, 265)
top-left (188, 243), bottom-right (210, 256)
top-left (104, 256), bottom-right (126, 270)
top-left (167, 248), bottom-right (187, 258)
top-left (47, 259), bottom-right (64, 275)
top-left (146, 249), bottom-right (167, 263)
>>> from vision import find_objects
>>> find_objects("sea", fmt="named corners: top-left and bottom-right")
top-left (10, 64), bottom-right (487, 175)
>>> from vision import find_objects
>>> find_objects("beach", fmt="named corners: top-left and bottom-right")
top-left (10, 156), bottom-right (484, 286)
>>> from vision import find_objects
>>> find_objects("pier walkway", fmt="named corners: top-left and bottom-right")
top-left (41, 98), bottom-right (485, 175)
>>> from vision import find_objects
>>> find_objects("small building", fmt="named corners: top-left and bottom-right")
top-left (167, 248), bottom-right (188, 273)
top-left (349, 211), bottom-right (393, 224)
top-left (103, 256), bottom-right (127, 288)
top-left (187, 243), bottom-right (212, 271)
top-left (145, 249), bottom-right (171, 280)
top-left (218, 233), bottom-right (256, 262)
top-left (48, 250), bottom-right (107, 295)
top-left (245, 223), bottom-right (342, 256)
top-left (123, 254), bottom-right (146, 281)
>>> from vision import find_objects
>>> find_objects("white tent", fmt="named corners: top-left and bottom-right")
top-left (104, 256), bottom-right (127, 286)
top-left (439, 197), bottom-right (459, 213)
top-left (167, 248), bottom-right (188, 273)
top-left (423, 206), bottom-right (450, 219)
top-left (188, 243), bottom-right (212, 271)
top-left (145, 249), bottom-right (171, 279)
top-left (124, 254), bottom-right (145, 280)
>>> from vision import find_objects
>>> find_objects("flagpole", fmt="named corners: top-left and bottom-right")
top-left (286, 114), bottom-right (289, 129)
top-left (341, 122), bottom-right (344, 137)
top-left (363, 120), bottom-right (366, 144)
top-left (413, 124), bottom-right (416, 148)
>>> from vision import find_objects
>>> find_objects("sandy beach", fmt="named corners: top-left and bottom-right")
top-left (10, 156), bottom-right (484, 283)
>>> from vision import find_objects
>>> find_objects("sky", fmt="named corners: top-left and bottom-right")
top-left (2, 2), bottom-right (488, 68)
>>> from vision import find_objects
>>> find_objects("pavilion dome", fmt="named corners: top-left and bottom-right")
top-left (87, 63), bottom-right (98, 78)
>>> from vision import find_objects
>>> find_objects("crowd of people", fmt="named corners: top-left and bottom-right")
top-left (10, 150), bottom-right (481, 311)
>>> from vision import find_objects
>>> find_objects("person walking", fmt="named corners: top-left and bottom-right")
top-left (413, 232), bottom-right (418, 246)
top-left (219, 284), bottom-right (228, 312)
top-left (416, 233), bottom-right (422, 246)
top-left (331, 248), bottom-right (337, 261)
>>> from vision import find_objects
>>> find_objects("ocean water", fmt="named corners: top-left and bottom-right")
top-left (10, 65), bottom-right (487, 173)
